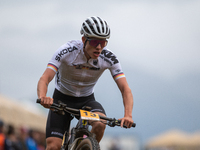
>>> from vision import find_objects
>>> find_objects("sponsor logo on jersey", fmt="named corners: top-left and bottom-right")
top-left (99, 55), bottom-right (112, 66)
top-left (55, 46), bottom-right (78, 61)
top-left (101, 50), bottom-right (119, 64)
top-left (72, 64), bottom-right (100, 70)
top-left (115, 69), bottom-right (121, 73)
top-left (93, 60), bottom-right (98, 66)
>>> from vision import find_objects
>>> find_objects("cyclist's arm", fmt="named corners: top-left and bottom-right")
top-left (37, 68), bottom-right (56, 108)
top-left (115, 77), bottom-right (134, 128)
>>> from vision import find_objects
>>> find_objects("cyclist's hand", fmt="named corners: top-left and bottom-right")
top-left (119, 116), bottom-right (134, 128)
top-left (39, 96), bottom-right (53, 108)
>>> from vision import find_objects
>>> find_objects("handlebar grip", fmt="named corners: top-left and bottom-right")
top-left (132, 123), bottom-right (136, 127)
top-left (36, 99), bottom-right (41, 103)
top-left (118, 120), bottom-right (136, 128)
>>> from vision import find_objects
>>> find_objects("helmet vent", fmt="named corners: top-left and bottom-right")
top-left (91, 17), bottom-right (101, 33)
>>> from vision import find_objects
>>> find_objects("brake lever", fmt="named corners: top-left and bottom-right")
top-left (107, 121), bottom-right (115, 127)
top-left (50, 103), bottom-right (66, 115)
top-left (53, 109), bottom-right (65, 115)
top-left (115, 120), bottom-right (127, 128)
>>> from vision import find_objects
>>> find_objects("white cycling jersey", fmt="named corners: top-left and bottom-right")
top-left (47, 40), bottom-right (125, 97)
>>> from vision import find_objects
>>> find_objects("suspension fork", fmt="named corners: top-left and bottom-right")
top-left (70, 119), bottom-right (89, 142)
top-left (60, 131), bottom-right (69, 150)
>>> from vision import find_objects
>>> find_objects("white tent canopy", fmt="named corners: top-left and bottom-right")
top-left (146, 129), bottom-right (200, 149)
top-left (0, 95), bottom-right (46, 132)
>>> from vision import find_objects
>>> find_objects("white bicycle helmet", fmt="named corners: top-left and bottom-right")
top-left (80, 16), bottom-right (110, 39)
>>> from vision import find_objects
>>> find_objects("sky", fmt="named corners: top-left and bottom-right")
top-left (0, 0), bottom-right (200, 146)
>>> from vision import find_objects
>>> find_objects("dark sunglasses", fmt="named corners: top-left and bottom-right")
top-left (87, 38), bottom-right (108, 48)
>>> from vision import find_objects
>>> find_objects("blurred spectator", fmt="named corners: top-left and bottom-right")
top-left (0, 122), bottom-right (45, 150)
top-left (0, 119), bottom-right (5, 150)
top-left (4, 124), bottom-right (21, 150)
top-left (18, 126), bottom-right (45, 150)
top-left (26, 130), bottom-right (38, 150)
top-left (31, 130), bottom-right (45, 150)
top-left (18, 126), bottom-right (29, 150)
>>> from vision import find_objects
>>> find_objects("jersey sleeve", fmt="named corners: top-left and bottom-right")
top-left (47, 63), bottom-right (58, 73)
top-left (110, 62), bottom-right (126, 81)
top-left (101, 48), bottom-right (126, 81)
top-left (47, 44), bottom-right (67, 72)
top-left (47, 40), bottom-right (80, 72)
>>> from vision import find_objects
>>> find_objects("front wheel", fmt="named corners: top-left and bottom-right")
top-left (75, 137), bottom-right (100, 150)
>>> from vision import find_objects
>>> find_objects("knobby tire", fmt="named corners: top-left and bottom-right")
top-left (75, 137), bottom-right (100, 150)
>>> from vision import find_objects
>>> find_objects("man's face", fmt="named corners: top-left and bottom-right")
top-left (82, 37), bottom-right (108, 60)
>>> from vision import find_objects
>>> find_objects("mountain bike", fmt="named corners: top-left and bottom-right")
top-left (36, 99), bottom-right (136, 150)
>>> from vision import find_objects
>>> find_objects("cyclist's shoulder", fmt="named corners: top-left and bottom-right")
top-left (48, 40), bottom-right (82, 64)
top-left (54, 40), bottom-right (83, 60)
top-left (59, 40), bottom-right (83, 52)
top-left (99, 48), bottom-right (120, 66)
top-left (100, 47), bottom-right (118, 58)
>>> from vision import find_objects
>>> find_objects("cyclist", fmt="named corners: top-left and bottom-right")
top-left (37, 16), bottom-right (134, 150)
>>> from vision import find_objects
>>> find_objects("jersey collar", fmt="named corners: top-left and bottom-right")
top-left (71, 47), bottom-right (100, 68)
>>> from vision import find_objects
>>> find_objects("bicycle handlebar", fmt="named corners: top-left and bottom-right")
top-left (36, 99), bottom-right (136, 128)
